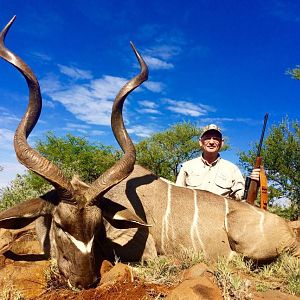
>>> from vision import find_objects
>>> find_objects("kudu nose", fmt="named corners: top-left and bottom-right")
top-left (69, 274), bottom-right (98, 289)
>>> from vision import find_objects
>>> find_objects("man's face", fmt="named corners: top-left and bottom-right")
top-left (199, 131), bottom-right (223, 154)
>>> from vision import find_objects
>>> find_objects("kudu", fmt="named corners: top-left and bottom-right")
top-left (0, 16), bottom-right (149, 289)
top-left (0, 17), bottom-right (299, 290)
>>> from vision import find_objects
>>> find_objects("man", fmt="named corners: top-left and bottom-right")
top-left (176, 124), bottom-right (259, 200)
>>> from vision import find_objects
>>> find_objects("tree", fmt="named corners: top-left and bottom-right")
top-left (238, 118), bottom-right (300, 219)
top-left (0, 173), bottom-right (44, 211)
top-left (136, 122), bottom-right (229, 182)
top-left (1, 124), bottom-right (230, 209)
top-left (35, 132), bottom-right (118, 183)
top-left (286, 65), bottom-right (300, 80)
top-left (0, 133), bottom-right (119, 210)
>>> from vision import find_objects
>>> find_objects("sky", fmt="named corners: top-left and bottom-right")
top-left (0, 0), bottom-right (299, 188)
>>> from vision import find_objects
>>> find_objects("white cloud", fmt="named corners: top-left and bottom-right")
top-left (0, 123), bottom-right (26, 187)
top-left (140, 108), bottom-right (162, 114)
top-left (199, 117), bottom-right (253, 125)
top-left (40, 74), bottom-right (63, 94)
top-left (0, 110), bottom-right (20, 127)
top-left (43, 75), bottom-right (128, 126)
top-left (90, 130), bottom-right (105, 136)
top-left (164, 98), bottom-right (215, 117)
top-left (143, 81), bottom-right (165, 92)
top-left (51, 90), bottom-right (112, 125)
top-left (31, 51), bottom-right (52, 62)
top-left (41, 61), bottom-right (161, 127)
top-left (0, 161), bottom-right (26, 188)
top-left (0, 128), bottom-right (14, 151)
top-left (63, 122), bottom-right (105, 135)
top-left (138, 100), bottom-right (161, 115)
top-left (138, 100), bottom-right (157, 109)
top-left (144, 45), bottom-right (181, 60)
top-left (143, 55), bottom-right (174, 70)
top-left (43, 99), bottom-right (56, 108)
top-left (127, 125), bottom-right (155, 138)
top-left (65, 122), bottom-right (91, 130)
top-left (90, 76), bottom-right (127, 99)
top-left (57, 64), bottom-right (93, 80)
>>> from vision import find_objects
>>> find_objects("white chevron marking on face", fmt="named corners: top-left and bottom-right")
top-left (66, 233), bottom-right (94, 254)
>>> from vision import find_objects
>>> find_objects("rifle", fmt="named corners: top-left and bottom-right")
top-left (243, 113), bottom-right (268, 208)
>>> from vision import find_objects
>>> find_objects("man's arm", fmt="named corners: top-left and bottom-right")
top-left (243, 168), bottom-right (260, 200)
top-left (230, 166), bottom-right (246, 200)
top-left (175, 165), bottom-right (187, 187)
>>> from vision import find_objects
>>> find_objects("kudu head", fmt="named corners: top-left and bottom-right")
top-left (0, 16), bottom-right (148, 289)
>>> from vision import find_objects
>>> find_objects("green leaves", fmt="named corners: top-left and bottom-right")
top-left (238, 118), bottom-right (300, 218)
top-left (0, 133), bottom-right (119, 210)
top-left (1, 123), bottom-right (229, 208)
top-left (135, 122), bottom-right (200, 181)
top-left (136, 122), bottom-right (229, 182)
top-left (286, 65), bottom-right (300, 80)
top-left (35, 132), bottom-right (118, 183)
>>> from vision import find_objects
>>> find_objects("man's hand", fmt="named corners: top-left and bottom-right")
top-left (250, 168), bottom-right (260, 181)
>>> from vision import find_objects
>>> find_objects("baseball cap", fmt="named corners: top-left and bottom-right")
top-left (201, 124), bottom-right (222, 138)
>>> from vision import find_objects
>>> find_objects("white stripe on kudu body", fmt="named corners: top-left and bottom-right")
top-left (190, 190), bottom-right (206, 254)
top-left (224, 198), bottom-right (230, 233)
top-left (249, 205), bottom-right (265, 235)
top-left (161, 182), bottom-right (173, 252)
top-left (65, 232), bottom-right (94, 254)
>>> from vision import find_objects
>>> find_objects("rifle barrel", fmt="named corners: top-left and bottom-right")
top-left (256, 113), bottom-right (268, 156)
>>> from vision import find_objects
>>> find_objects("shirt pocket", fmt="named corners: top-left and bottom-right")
top-left (186, 172), bottom-right (203, 187)
top-left (215, 173), bottom-right (232, 190)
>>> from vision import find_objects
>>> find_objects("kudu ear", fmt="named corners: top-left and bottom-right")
top-left (0, 190), bottom-right (58, 229)
top-left (100, 198), bottom-right (150, 228)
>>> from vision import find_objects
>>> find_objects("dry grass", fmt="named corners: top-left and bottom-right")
top-left (44, 259), bottom-right (70, 292)
top-left (214, 257), bottom-right (252, 300)
top-left (42, 251), bottom-right (299, 298)
top-left (252, 253), bottom-right (300, 295)
top-left (213, 253), bottom-right (300, 298)
top-left (133, 251), bottom-right (299, 298)
top-left (0, 283), bottom-right (25, 300)
top-left (132, 248), bottom-right (206, 286)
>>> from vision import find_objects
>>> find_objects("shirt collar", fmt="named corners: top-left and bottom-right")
top-left (201, 154), bottom-right (221, 167)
